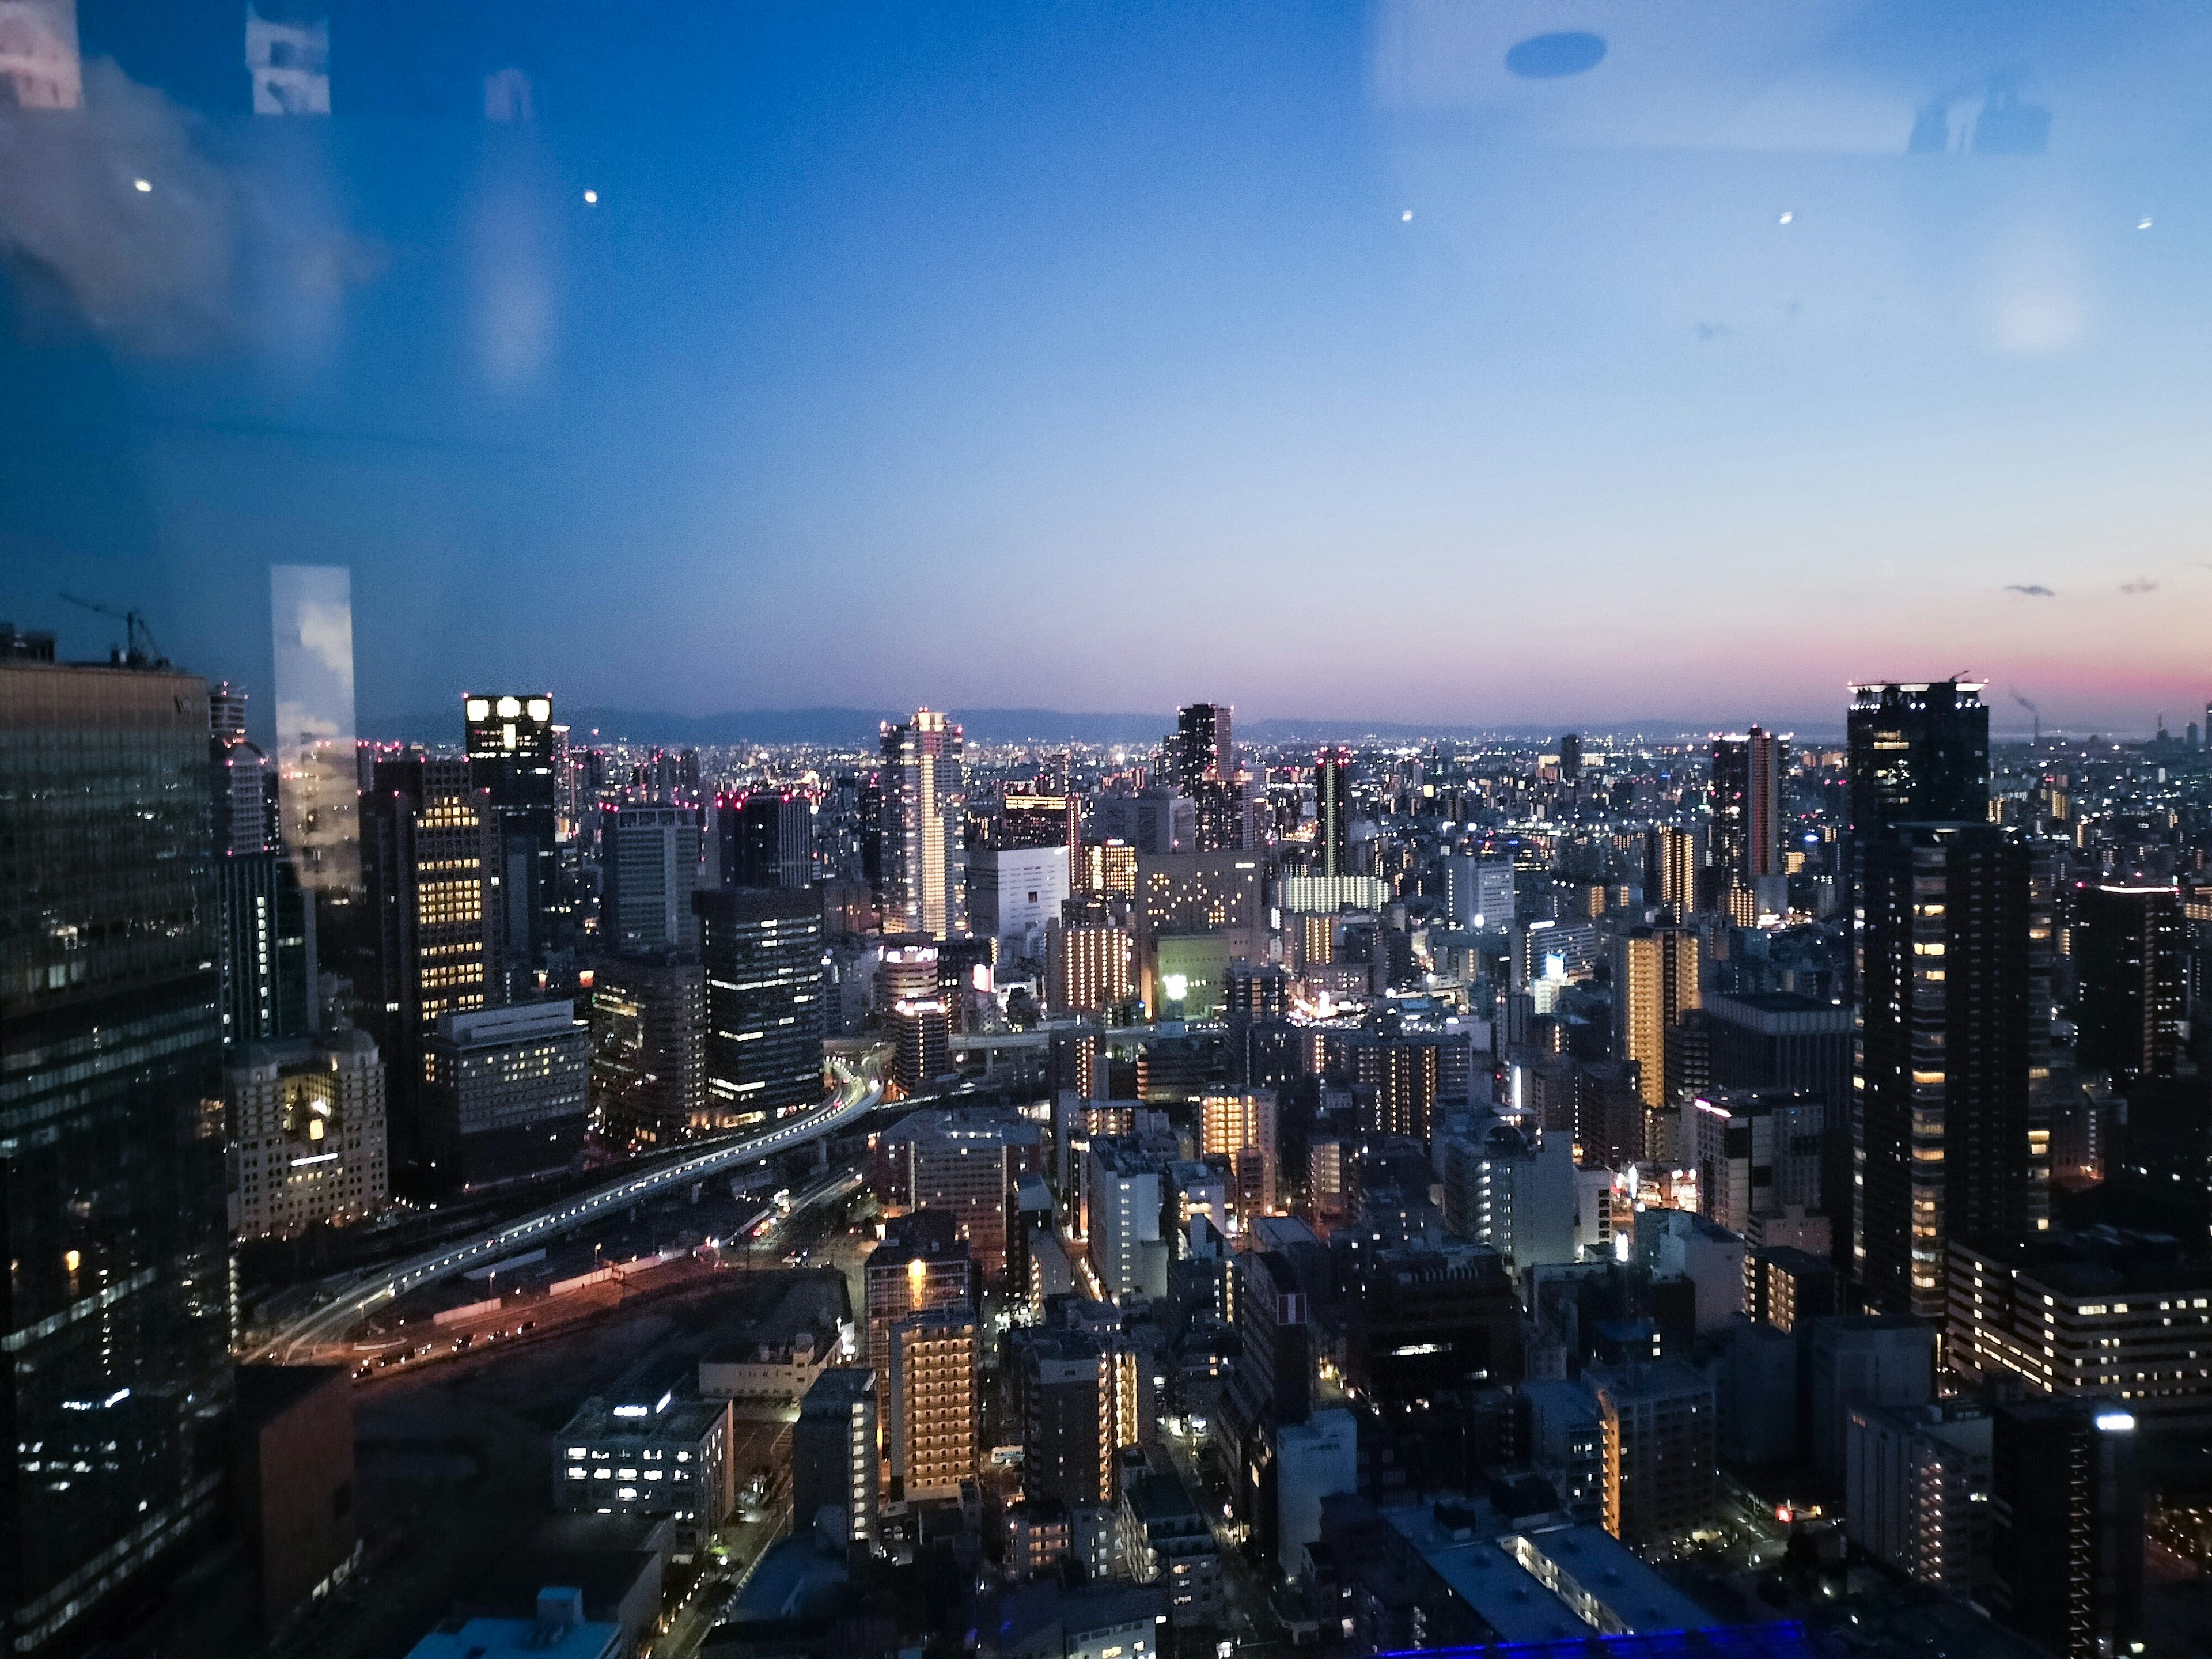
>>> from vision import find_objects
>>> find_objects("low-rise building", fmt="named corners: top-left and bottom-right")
top-left (1121, 1467), bottom-right (1222, 1627)
top-left (404, 1589), bottom-right (620, 1659)
top-left (554, 1389), bottom-right (734, 1558)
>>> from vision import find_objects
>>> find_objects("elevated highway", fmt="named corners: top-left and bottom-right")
top-left (253, 1052), bottom-right (884, 1363)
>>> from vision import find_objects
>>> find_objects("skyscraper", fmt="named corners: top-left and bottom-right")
top-left (464, 693), bottom-right (559, 963)
top-left (1169, 703), bottom-right (1233, 790)
top-left (361, 755), bottom-right (506, 1182)
top-left (1, 642), bottom-right (232, 1656)
top-left (1559, 732), bottom-right (1582, 783)
top-left (210, 683), bottom-right (312, 1048)
top-left (1846, 681), bottom-right (1989, 873)
top-left (1613, 926), bottom-right (1702, 1113)
top-left (1857, 823), bottom-right (2051, 1320)
top-left (1990, 1398), bottom-right (2142, 1659)
top-left (589, 951), bottom-right (707, 1147)
top-left (2072, 884), bottom-right (2184, 1083)
top-left (1644, 824), bottom-right (1705, 918)
top-left (879, 709), bottom-right (965, 939)
top-left (717, 789), bottom-right (813, 889)
top-left (1711, 727), bottom-right (1785, 878)
top-left (602, 805), bottom-right (703, 955)
top-left (885, 1306), bottom-right (981, 1500)
top-left (695, 885), bottom-right (824, 1124)
top-left (1315, 748), bottom-right (1350, 878)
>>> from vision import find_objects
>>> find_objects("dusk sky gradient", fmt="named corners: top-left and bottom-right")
top-left (4, 0), bottom-right (2211, 739)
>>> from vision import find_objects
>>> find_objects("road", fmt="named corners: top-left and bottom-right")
top-left (257, 1052), bottom-right (884, 1363)
top-left (948, 1020), bottom-right (1218, 1055)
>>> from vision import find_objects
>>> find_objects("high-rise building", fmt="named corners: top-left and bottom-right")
top-left (224, 1030), bottom-right (388, 1238)
top-left (211, 684), bottom-right (312, 1050)
top-left (717, 790), bottom-right (813, 889)
top-left (1711, 727), bottom-right (1785, 878)
top-left (885, 1305), bottom-right (980, 1499)
top-left (1444, 854), bottom-right (1516, 931)
top-left (1017, 1330), bottom-right (1126, 1509)
top-left (1990, 1397), bottom-right (2142, 1659)
top-left (589, 951), bottom-right (707, 1149)
top-left (864, 1213), bottom-right (977, 1385)
top-left (2072, 884), bottom-right (2184, 1082)
top-left (464, 693), bottom-right (559, 962)
top-left (1644, 825), bottom-right (1705, 918)
top-left (1315, 749), bottom-right (1351, 878)
top-left (270, 565), bottom-right (359, 900)
top-left (1085, 1139), bottom-right (1166, 1304)
top-left (879, 709), bottom-right (965, 939)
top-left (1846, 680), bottom-right (1988, 926)
top-left (1613, 926), bottom-right (1702, 1112)
top-left (602, 805), bottom-right (703, 955)
top-left (1588, 1362), bottom-right (1715, 1555)
top-left (1857, 823), bottom-right (2051, 1320)
top-left (1169, 704), bottom-right (1233, 791)
top-left (696, 886), bottom-right (824, 1125)
top-left (968, 844), bottom-right (1071, 967)
top-left (1844, 1399), bottom-right (1992, 1594)
top-left (792, 1368), bottom-right (878, 1547)
top-left (1559, 732), bottom-right (1582, 783)
top-left (998, 787), bottom-right (1081, 858)
top-left (888, 998), bottom-right (950, 1097)
top-left (0, 647), bottom-right (232, 1656)
top-left (361, 754), bottom-right (505, 1183)
top-left (875, 1108), bottom-right (1046, 1274)
top-left (423, 1000), bottom-right (590, 1188)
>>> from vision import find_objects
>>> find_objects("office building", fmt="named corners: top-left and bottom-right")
top-left (361, 753), bottom-right (505, 1180)
top-left (879, 708), bottom-right (966, 939)
top-left (217, 844), bottom-right (313, 1051)
top-left (601, 805), bottom-right (703, 955)
top-left (1168, 703), bottom-right (1233, 790)
top-left (1946, 1229), bottom-right (2212, 1429)
top-left (1711, 727), bottom-right (1785, 879)
top-left (225, 1029), bottom-right (388, 1237)
top-left (1702, 991), bottom-right (1851, 1109)
top-left (2072, 883), bottom-right (2184, 1082)
top-left (1342, 1247), bottom-right (1525, 1400)
top-left (1315, 748), bottom-right (1351, 877)
top-left (791, 1368), bottom-right (878, 1546)
top-left (465, 693), bottom-right (559, 960)
top-left (1134, 850), bottom-right (1267, 948)
top-left (885, 1305), bottom-right (981, 1499)
top-left (589, 951), bottom-right (707, 1148)
top-left (1085, 1139), bottom-right (1166, 1304)
top-left (1444, 854), bottom-right (1516, 932)
top-left (1587, 1362), bottom-right (1715, 1554)
top-left (1092, 788), bottom-right (1194, 856)
top-left (1744, 1245), bottom-right (1837, 1333)
top-left (1857, 823), bottom-right (2051, 1320)
top-left (969, 843), bottom-right (1073, 966)
top-left (875, 1107), bottom-right (1047, 1274)
top-left (1681, 1090), bottom-right (1823, 1236)
top-left (1990, 1397), bottom-right (2141, 1659)
top-left (209, 681), bottom-right (278, 851)
top-left (270, 563), bottom-right (360, 898)
top-left (1846, 680), bottom-right (1990, 865)
top-left (554, 1388), bottom-right (735, 1556)
top-left (717, 789), bottom-right (812, 889)
top-left (1844, 1399), bottom-right (1992, 1594)
top-left (1613, 926), bottom-right (1701, 1112)
top-left (423, 999), bottom-right (589, 1188)
top-left (696, 885), bottom-right (824, 1124)
top-left (999, 787), bottom-right (1082, 856)
top-left (1275, 1409), bottom-right (1359, 1578)
top-left (0, 648), bottom-right (233, 1657)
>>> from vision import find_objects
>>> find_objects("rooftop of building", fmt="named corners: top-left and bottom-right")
top-left (1584, 1360), bottom-right (1714, 1405)
top-left (235, 1362), bottom-right (349, 1429)
top-left (404, 1590), bottom-right (619, 1659)
top-left (562, 1392), bottom-right (727, 1442)
top-left (1955, 1224), bottom-right (2212, 1297)
top-left (797, 1367), bottom-right (875, 1416)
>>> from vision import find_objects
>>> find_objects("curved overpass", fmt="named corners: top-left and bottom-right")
top-left (255, 1052), bottom-right (885, 1363)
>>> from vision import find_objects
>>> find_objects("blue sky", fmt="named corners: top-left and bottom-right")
top-left (4, 0), bottom-right (2210, 738)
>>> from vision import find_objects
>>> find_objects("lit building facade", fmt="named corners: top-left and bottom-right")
top-left (225, 1031), bottom-right (388, 1237)
top-left (1613, 926), bottom-right (1701, 1112)
top-left (886, 1306), bottom-right (981, 1499)
top-left (464, 692), bottom-right (559, 961)
top-left (879, 708), bottom-right (965, 940)
top-left (423, 1000), bottom-right (590, 1188)
top-left (696, 885), bottom-right (824, 1124)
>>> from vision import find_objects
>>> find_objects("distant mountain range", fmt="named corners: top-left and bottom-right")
top-left (361, 704), bottom-right (1850, 747)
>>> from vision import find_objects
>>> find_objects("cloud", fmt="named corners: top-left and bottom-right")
top-left (2120, 578), bottom-right (2158, 594)
top-left (2003, 584), bottom-right (2056, 597)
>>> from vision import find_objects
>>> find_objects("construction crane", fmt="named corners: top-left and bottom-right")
top-left (59, 593), bottom-right (168, 669)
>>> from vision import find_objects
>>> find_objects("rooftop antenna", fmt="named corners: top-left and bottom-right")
top-left (59, 593), bottom-right (168, 669)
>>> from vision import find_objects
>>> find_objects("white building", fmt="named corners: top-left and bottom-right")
top-left (1084, 1139), bottom-right (1164, 1305)
top-left (245, 2), bottom-right (330, 115)
top-left (1275, 1408), bottom-right (1358, 1581)
top-left (967, 843), bottom-right (1071, 968)
top-left (1680, 1090), bottom-right (1824, 1236)
top-left (225, 1029), bottom-right (387, 1238)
